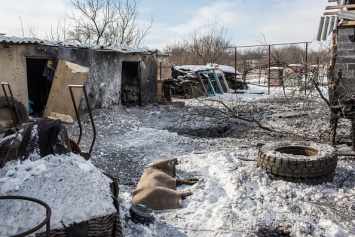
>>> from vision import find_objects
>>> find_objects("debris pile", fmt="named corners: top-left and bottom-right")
top-left (163, 64), bottom-right (248, 100)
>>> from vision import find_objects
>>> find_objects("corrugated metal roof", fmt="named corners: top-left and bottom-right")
top-left (0, 36), bottom-right (154, 54)
top-left (316, 16), bottom-right (337, 41)
top-left (338, 9), bottom-right (355, 20)
top-left (0, 36), bottom-right (55, 45)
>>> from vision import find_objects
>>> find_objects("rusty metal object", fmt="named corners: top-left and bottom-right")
top-left (103, 172), bottom-right (119, 212)
top-left (330, 98), bottom-right (355, 151)
top-left (68, 85), bottom-right (96, 160)
top-left (1, 82), bottom-right (20, 132)
top-left (0, 195), bottom-right (51, 237)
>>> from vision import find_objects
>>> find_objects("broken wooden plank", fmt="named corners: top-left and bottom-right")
top-left (326, 4), bottom-right (355, 10)
top-left (196, 72), bottom-right (209, 96)
top-left (43, 59), bottom-right (89, 121)
top-left (324, 11), bottom-right (339, 15)
top-left (270, 111), bottom-right (309, 119)
top-left (339, 20), bottom-right (355, 26)
top-left (336, 151), bottom-right (355, 157)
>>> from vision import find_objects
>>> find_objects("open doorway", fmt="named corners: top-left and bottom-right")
top-left (26, 58), bottom-right (55, 116)
top-left (121, 61), bottom-right (141, 106)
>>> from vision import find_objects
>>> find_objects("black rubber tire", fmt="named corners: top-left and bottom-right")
top-left (267, 172), bottom-right (335, 185)
top-left (0, 96), bottom-right (29, 128)
top-left (257, 142), bottom-right (337, 184)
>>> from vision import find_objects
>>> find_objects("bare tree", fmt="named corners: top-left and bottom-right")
top-left (19, 16), bottom-right (38, 38)
top-left (163, 23), bottom-right (234, 79)
top-left (106, 0), bottom-right (152, 46)
top-left (46, 14), bottom-right (70, 42)
top-left (191, 24), bottom-right (232, 64)
top-left (68, 0), bottom-right (152, 46)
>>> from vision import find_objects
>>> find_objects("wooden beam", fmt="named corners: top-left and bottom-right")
top-left (324, 11), bottom-right (339, 15)
top-left (339, 20), bottom-right (355, 27)
top-left (326, 4), bottom-right (355, 10)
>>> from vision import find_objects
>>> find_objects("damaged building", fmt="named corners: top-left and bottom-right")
top-left (0, 36), bottom-right (157, 129)
top-left (318, 0), bottom-right (355, 102)
top-left (317, 0), bottom-right (355, 147)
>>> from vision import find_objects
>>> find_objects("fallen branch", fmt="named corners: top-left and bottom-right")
top-left (211, 99), bottom-right (274, 132)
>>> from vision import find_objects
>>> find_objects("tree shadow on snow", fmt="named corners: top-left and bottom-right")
top-left (327, 166), bottom-right (355, 189)
top-left (249, 224), bottom-right (291, 237)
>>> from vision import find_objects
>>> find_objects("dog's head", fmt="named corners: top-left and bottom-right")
top-left (147, 158), bottom-right (179, 177)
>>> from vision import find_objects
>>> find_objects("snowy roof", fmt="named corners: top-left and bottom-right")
top-left (0, 36), bottom-right (154, 54)
top-left (175, 64), bottom-right (241, 75)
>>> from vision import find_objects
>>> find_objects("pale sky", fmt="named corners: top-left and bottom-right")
top-left (0, 0), bottom-right (331, 50)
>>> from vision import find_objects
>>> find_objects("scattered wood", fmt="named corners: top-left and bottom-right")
top-left (336, 151), bottom-right (355, 158)
top-left (324, 11), bottom-right (339, 15)
top-left (326, 4), bottom-right (355, 10)
top-left (271, 111), bottom-right (309, 119)
top-left (237, 157), bottom-right (256, 162)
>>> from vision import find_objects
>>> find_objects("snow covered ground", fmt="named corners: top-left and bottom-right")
top-left (66, 85), bottom-right (354, 237)
top-left (1, 84), bottom-right (354, 236)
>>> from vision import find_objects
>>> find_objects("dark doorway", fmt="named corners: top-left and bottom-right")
top-left (26, 58), bottom-right (55, 116)
top-left (121, 61), bottom-right (141, 106)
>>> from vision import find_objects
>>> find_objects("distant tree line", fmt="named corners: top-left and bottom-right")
top-left (163, 26), bottom-right (330, 79)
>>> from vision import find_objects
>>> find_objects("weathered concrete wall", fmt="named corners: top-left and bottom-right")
top-left (0, 43), bottom-right (157, 112)
top-left (53, 48), bottom-right (125, 110)
top-left (53, 47), bottom-right (156, 109)
top-left (0, 44), bottom-right (54, 110)
top-left (334, 27), bottom-right (355, 102)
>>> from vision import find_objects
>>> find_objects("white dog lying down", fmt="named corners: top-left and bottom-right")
top-left (131, 158), bottom-right (198, 210)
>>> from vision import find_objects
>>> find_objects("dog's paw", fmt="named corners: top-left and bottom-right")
top-left (176, 177), bottom-right (199, 186)
top-left (180, 191), bottom-right (193, 199)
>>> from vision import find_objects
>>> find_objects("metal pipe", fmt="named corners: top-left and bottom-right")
top-left (234, 47), bottom-right (237, 94)
top-left (0, 195), bottom-right (51, 237)
top-left (268, 45), bottom-right (271, 95)
top-left (82, 85), bottom-right (96, 155)
top-left (1, 82), bottom-right (20, 131)
top-left (243, 60), bottom-right (246, 82)
top-left (304, 42), bottom-right (309, 95)
top-left (68, 85), bottom-right (97, 158)
top-left (69, 86), bottom-right (82, 145)
top-left (228, 41), bottom-right (311, 49)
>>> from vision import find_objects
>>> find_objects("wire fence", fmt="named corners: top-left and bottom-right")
top-left (158, 41), bottom-right (330, 97)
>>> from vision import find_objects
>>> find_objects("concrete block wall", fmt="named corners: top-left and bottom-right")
top-left (334, 27), bottom-right (355, 101)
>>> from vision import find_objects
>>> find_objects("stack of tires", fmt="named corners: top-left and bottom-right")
top-left (257, 142), bottom-right (337, 185)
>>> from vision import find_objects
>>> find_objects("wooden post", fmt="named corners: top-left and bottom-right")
top-left (268, 45), bottom-right (271, 95)
top-left (352, 118), bottom-right (355, 151)
top-left (330, 110), bottom-right (338, 145)
top-left (243, 60), bottom-right (246, 82)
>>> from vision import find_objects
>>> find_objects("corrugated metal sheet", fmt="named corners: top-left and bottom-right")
top-left (0, 36), bottom-right (154, 54)
top-left (316, 16), bottom-right (337, 41)
top-left (338, 9), bottom-right (355, 20)
top-left (0, 36), bottom-right (54, 45)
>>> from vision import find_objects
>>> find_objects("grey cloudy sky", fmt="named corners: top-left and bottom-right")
top-left (0, 0), bottom-right (331, 50)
